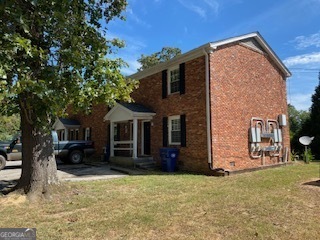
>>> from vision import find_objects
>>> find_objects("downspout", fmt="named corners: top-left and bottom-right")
top-left (203, 47), bottom-right (229, 175)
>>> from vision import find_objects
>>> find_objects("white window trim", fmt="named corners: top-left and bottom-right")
top-left (70, 129), bottom-right (74, 140)
top-left (130, 122), bottom-right (133, 155)
top-left (59, 130), bottom-right (65, 141)
top-left (85, 127), bottom-right (91, 141)
top-left (167, 66), bottom-right (180, 95)
top-left (168, 115), bottom-right (181, 145)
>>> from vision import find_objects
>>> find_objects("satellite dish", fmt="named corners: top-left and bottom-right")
top-left (299, 136), bottom-right (314, 146)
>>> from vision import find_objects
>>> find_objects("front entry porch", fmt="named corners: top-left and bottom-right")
top-left (104, 103), bottom-right (156, 167)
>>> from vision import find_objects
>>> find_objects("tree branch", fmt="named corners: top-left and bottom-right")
top-left (19, 95), bottom-right (34, 125)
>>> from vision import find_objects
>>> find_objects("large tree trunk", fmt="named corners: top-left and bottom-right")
top-left (14, 111), bottom-right (59, 201)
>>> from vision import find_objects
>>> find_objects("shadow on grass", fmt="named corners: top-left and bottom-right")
top-left (303, 180), bottom-right (320, 187)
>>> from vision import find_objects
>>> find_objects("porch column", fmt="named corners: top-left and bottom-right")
top-left (110, 121), bottom-right (115, 157)
top-left (64, 128), bottom-right (68, 141)
top-left (133, 118), bottom-right (138, 158)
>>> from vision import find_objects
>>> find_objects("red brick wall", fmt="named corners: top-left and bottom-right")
top-left (132, 56), bottom-right (209, 173)
top-left (71, 104), bottom-right (109, 157)
top-left (68, 41), bottom-right (290, 174)
top-left (209, 43), bottom-right (290, 171)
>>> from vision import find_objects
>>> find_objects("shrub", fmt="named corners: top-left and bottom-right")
top-left (303, 148), bottom-right (315, 164)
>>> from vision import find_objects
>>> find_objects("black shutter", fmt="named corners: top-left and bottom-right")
top-left (180, 114), bottom-right (186, 147)
top-left (89, 127), bottom-right (92, 140)
top-left (83, 128), bottom-right (86, 140)
top-left (163, 117), bottom-right (168, 147)
top-left (179, 63), bottom-right (185, 95)
top-left (162, 70), bottom-right (167, 99)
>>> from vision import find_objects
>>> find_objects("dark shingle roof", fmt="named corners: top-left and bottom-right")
top-left (59, 118), bottom-right (80, 126)
top-left (119, 103), bottom-right (155, 113)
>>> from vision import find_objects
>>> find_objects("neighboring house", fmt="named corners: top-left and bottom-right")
top-left (56, 32), bottom-right (291, 175)
top-left (53, 118), bottom-right (81, 141)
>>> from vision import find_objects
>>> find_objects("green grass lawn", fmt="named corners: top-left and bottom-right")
top-left (0, 162), bottom-right (319, 240)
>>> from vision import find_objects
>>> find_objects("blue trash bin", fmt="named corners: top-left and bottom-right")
top-left (160, 148), bottom-right (179, 172)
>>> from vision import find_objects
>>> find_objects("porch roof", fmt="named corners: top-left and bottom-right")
top-left (104, 102), bottom-right (156, 122)
top-left (53, 118), bottom-right (80, 130)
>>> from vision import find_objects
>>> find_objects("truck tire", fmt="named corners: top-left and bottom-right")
top-left (58, 157), bottom-right (69, 164)
top-left (0, 155), bottom-right (6, 170)
top-left (69, 150), bottom-right (84, 164)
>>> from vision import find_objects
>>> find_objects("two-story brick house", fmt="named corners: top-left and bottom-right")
top-left (56, 32), bottom-right (291, 175)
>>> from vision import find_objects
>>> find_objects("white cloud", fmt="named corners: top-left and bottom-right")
top-left (283, 52), bottom-right (320, 67)
top-left (203, 0), bottom-right (219, 15)
top-left (191, 5), bottom-right (207, 18)
top-left (126, 7), bottom-right (151, 28)
top-left (108, 31), bottom-right (146, 51)
top-left (288, 93), bottom-right (312, 111)
top-left (177, 0), bottom-right (206, 18)
top-left (292, 32), bottom-right (320, 49)
top-left (106, 31), bottom-right (146, 75)
top-left (177, 0), bottom-right (219, 19)
top-left (121, 58), bottom-right (141, 76)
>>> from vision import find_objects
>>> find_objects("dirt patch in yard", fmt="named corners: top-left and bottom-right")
top-left (300, 178), bottom-right (320, 199)
top-left (0, 193), bottom-right (27, 205)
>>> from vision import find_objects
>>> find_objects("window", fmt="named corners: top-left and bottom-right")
top-left (69, 129), bottom-right (74, 140)
top-left (114, 123), bottom-right (120, 141)
top-left (69, 129), bottom-right (79, 140)
top-left (168, 67), bottom-right (180, 94)
top-left (163, 115), bottom-right (186, 147)
top-left (59, 130), bottom-right (65, 141)
top-left (75, 129), bottom-right (79, 140)
top-left (85, 127), bottom-right (91, 141)
top-left (162, 63), bottom-right (185, 98)
top-left (169, 116), bottom-right (181, 145)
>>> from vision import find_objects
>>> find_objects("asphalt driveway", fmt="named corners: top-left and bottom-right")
top-left (0, 160), bottom-right (128, 183)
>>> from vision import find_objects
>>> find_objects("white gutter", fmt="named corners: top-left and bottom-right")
top-left (203, 47), bottom-right (229, 174)
top-left (203, 47), bottom-right (215, 168)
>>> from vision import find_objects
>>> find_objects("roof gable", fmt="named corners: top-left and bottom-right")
top-left (240, 38), bottom-right (265, 53)
top-left (129, 32), bottom-right (291, 80)
top-left (53, 118), bottom-right (80, 130)
top-left (104, 103), bottom-right (156, 122)
top-left (119, 102), bottom-right (155, 113)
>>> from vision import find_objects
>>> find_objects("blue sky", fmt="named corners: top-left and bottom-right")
top-left (108, 0), bottom-right (320, 111)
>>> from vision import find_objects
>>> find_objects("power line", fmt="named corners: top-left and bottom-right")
top-left (289, 68), bottom-right (320, 73)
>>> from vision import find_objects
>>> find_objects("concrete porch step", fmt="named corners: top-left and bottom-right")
top-left (109, 156), bottom-right (157, 170)
top-left (134, 157), bottom-right (157, 170)
top-left (110, 165), bottom-right (144, 175)
top-left (135, 161), bottom-right (157, 170)
top-left (134, 156), bottom-right (154, 164)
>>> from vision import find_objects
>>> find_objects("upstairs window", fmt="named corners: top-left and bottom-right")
top-left (168, 67), bottom-right (180, 94)
top-left (162, 63), bottom-right (185, 98)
